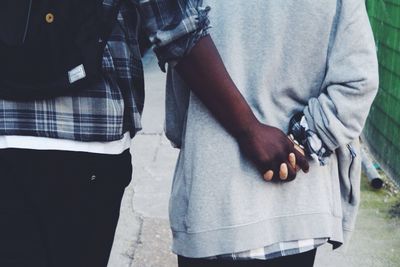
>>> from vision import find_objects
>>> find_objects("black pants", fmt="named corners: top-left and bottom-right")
top-left (178, 249), bottom-right (317, 267)
top-left (0, 148), bottom-right (132, 267)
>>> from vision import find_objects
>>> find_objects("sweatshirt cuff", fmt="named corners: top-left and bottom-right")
top-left (289, 112), bottom-right (332, 165)
top-left (303, 103), bottom-right (338, 152)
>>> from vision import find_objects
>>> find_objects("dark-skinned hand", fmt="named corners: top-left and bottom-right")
top-left (237, 122), bottom-right (309, 181)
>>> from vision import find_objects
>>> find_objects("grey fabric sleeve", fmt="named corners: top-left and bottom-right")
top-left (303, 0), bottom-right (379, 151)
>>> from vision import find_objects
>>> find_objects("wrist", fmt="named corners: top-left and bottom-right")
top-left (234, 117), bottom-right (263, 142)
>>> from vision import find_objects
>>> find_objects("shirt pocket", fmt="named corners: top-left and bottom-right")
top-left (336, 139), bottom-right (362, 231)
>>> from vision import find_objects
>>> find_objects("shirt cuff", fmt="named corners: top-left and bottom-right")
top-left (152, 6), bottom-right (211, 72)
top-left (289, 112), bottom-right (332, 166)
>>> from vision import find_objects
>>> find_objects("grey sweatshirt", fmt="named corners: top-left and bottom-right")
top-left (165, 0), bottom-right (379, 258)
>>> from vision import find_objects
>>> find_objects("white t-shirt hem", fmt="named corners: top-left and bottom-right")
top-left (0, 132), bottom-right (132, 155)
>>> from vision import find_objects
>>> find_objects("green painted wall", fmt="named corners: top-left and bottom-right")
top-left (365, 0), bottom-right (400, 183)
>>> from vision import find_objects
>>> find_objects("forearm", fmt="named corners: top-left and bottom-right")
top-left (175, 35), bottom-right (309, 178)
top-left (175, 35), bottom-right (258, 139)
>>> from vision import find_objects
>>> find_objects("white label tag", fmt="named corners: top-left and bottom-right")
top-left (68, 64), bottom-right (86, 84)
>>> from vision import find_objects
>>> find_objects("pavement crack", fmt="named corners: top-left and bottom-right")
top-left (151, 134), bottom-right (164, 163)
top-left (130, 214), bottom-right (145, 266)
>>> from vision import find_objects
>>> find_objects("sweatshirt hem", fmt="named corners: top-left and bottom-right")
top-left (172, 213), bottom-right (343, 258)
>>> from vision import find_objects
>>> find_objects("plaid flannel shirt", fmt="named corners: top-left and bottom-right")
top-left (208, 238), bottom-right (328, 261)
top-left (0, 0), bottom-right (209, 142)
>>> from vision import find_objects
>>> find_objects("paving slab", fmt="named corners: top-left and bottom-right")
top-left (132, 219), bottom-right (177, 267)
top-left (132, 134), bottom-right (179, 219)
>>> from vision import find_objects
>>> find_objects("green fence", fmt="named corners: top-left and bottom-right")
top-left (365, 0), bottom-right (400, 184)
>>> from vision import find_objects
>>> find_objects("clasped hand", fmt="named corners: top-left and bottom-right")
top-left (237, 122), bottom-right (310, 182)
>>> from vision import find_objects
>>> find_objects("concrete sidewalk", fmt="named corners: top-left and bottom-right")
top-left (107, 53), bottom-right (178, 267)
top-left (107, 53), bottom-right (400, 267)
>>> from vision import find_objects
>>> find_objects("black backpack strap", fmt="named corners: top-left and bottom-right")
top-left (102, 0), bottom-right (123, 42)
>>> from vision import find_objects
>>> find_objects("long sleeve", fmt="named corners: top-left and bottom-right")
top-left (135, 0), bottom-right (210, 70)
top-left (303, 0), bottom-right (379, 151)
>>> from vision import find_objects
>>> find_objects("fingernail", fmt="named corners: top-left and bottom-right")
top-left (280, 163), bottom-right (288, 180)
top-left (289, 153), bottom-right (296, 169)
top-left (263, 170), bottom-right (274, 181)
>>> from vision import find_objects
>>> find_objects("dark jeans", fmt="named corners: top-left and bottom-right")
top-left (0, 148), bottom-right (132, 267)
top-left (178, 249), bottom-right (317, 267)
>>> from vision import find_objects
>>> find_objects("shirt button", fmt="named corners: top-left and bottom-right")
top-left (45, 13), bottom-right (55, 23)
